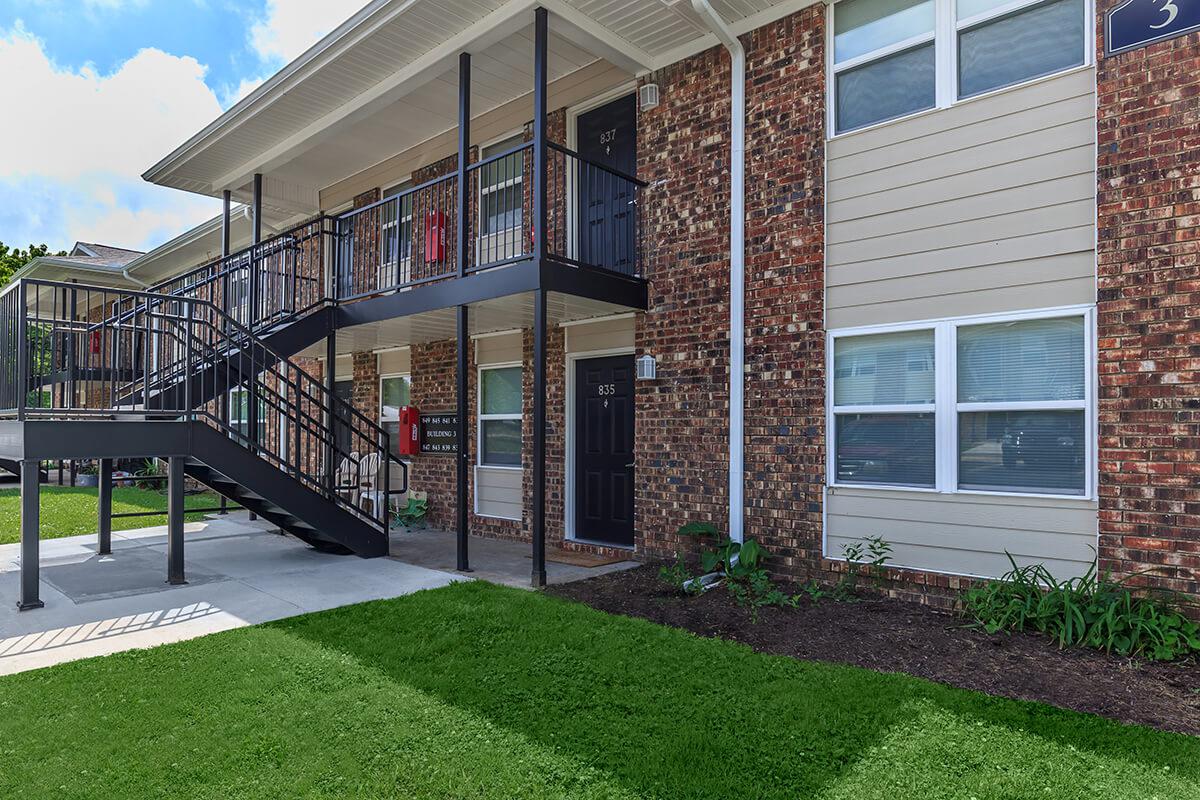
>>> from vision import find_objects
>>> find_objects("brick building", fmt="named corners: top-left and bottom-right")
top-left (16, 0), bottom-right (1200, 606)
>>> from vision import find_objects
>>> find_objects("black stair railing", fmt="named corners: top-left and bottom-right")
top-left (0, 277), bottom-right (399, 534)
top-left (119, 216), bottom-right (334, 336)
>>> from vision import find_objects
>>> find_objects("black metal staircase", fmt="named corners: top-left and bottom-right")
top-left (0, 276), bottom-right (396, 558)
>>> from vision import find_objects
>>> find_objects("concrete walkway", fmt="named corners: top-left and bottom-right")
top-left (390, 528), bottom-right (639, 588)
top-left (0, 514), bottom-right (460, 675)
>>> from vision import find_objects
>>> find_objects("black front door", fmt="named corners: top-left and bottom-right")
top-left (574, 355), bottom-right (635, 546)
top-left (576, 94), bottom-right (637, 274)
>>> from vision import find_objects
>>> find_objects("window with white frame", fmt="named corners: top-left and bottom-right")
top-left (478, 134), bottom-right (525, 263)
top-left (478, 365), bottom-right (521, 466)
top-left (229, 387), bottom-right (267, 443)
top-left (830, 0), bottom-right (1087, 133)
top-left (830, 309), bottom-right (1091, 496)
top-left (381, 180), bottom-right (414, 284)
top-left (379, 373), bottom-right (412, 460)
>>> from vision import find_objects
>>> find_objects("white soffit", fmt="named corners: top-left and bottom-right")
top-left (143, 0), bottom-right (811, 205)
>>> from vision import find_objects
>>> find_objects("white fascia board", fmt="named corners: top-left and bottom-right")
top-left (122, 214), bottom-right (227, 276)
top-left (142, 0), bottom-right (399, 186)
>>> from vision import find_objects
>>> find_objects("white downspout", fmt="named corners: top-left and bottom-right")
top-left (692, 0), bottom-right (745, 544)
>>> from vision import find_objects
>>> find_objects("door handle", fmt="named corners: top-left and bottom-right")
top-left (624, 463), bottom-right (635, 468)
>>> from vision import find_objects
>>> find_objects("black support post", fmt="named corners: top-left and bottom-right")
top-left (529, 6), bottom-right (549, 588)
top-left (325, 331), bottom-right (337, 494)
top-left (456, 305), bottom-right (471, 572)
top-left (219, 190), bottom-right (231, 514)
top-left (531, 289), bottom-right (547, 588)
top-left (18, 460), bottom-right (43, 610)
top-left (457, 51), bottom-right (470, 280)
top-left (248, 174), bottom-right (262, 521)
top-left (167, 456), bottom-right (186, 585)
top-left (532, 6), bottom-right (548, 266)
top-left (455, 49), bottom-right (472, 573)
top-left (98, 458), bottom-right (113, 555)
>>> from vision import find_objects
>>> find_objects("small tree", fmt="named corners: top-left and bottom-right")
top-left (0, 242), bottom-right (67, 288)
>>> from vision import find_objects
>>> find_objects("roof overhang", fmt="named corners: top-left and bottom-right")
top-left (143, 0), bottom-right (815, 214)
top-left (11, 257), bottom-right (141, 288)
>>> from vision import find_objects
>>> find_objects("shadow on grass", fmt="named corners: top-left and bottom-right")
top-left (273, 581), bottom-right (1200, 799)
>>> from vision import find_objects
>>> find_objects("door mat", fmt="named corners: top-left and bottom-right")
top-left (525, 550), bottom-right (629, 568)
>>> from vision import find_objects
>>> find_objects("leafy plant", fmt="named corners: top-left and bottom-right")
top-left (668, 520), bottom-right (799, 620)
top-left (658, 552), bottom-right (703, 595)
top-left (392, 496), bottom-right (428, 529)
top-left (135, 458), bottom-right (164, 490)
top-left (961, 553), bottom-right (1200, 661)
top-left (76, 460), bottom-right (99, 476)
top-left (836, 535), bottom-right (893, 600)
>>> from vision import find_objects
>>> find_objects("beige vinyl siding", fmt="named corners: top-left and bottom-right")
top-left (377, 348), bottom-right (411, 375)
top-left (824, 68), bottom-right (1098, 580)
top-left (826, 488), bottom-right (1097, 580)
top-left (475, 465), bottom-right (522, 520)
top-left (324, 355), bottom-right (352, 381)
top-left (826, 68), bottom-right (1097, 329)
top-left (565, 315), bottom-right (635, 353)
top-left (475, 331), bottom-right (523, 365)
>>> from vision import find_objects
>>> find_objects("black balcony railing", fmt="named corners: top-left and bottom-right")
top-left (332, 140), bottom-right (646, 300)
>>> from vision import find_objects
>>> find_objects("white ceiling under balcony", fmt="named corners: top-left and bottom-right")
top-left (142, 0), bottom-right (810, 215)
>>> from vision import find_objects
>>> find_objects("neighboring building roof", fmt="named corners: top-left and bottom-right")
top-left (70, 242), bottom-right (145, 263)
top-left (12, 241), bottom-right (147, 287)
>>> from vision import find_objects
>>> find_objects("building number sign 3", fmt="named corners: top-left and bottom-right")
top-left (1107, 0), bottom-right (1200, 55)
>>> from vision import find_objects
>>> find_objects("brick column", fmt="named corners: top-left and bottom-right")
top-left (1096, 8), bottom-right (1200, 597)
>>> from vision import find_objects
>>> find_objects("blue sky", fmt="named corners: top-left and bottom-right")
top-left (0, 0), bottom-right (351, 254)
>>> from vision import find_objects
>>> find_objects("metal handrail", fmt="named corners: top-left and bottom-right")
top-left (0, 278), bottom-right (400, 533)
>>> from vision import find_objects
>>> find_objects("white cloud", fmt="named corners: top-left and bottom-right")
top-left (249, 0), bottom-right (354, 65)
top-left (0, 25), bottom-right (222, 251)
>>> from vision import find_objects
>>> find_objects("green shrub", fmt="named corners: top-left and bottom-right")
top-left (661, 521), bottom-right (797, 620)
top-left (961, 554), bottom-right (1200, 661)
top-left (836, 535), bottom-right (893, 600)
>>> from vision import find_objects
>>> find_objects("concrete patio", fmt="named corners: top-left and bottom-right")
top-left (0, 515), bottom-right (637, 676)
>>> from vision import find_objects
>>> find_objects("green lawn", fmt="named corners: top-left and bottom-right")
top-left (0, 485), bottom-right (233, 545)
top-left (0, 582), bottom-right (1197, 799)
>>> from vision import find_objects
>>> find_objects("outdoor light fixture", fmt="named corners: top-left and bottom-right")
top-left (639, 83), bottom-right (660, 111)
top-left (636, 354), bottom-right (657, 380)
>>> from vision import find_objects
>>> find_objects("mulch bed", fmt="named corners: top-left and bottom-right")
top-left (546, 563), bottom-right (1200, 736)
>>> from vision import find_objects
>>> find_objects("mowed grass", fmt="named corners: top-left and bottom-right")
top-left (0, 581), bottom-right (1197, 799)
top-left (0, 485), bottom-right (232, 545)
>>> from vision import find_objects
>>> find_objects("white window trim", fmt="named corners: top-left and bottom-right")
top-left (227, 386), bottom-right (271, 445)
top-left (826, 304), bottom-right (1096, 500)
top-left (477, 362), bottom-right (523, 470)
top-left (380, 177), bottom-right (414, 286)
top-left (378, 372), bottom-right (412, 463)
top-left (477, 132), bottom-right (525, 264)
top-left (826, 0), bottom-right (1094, 136)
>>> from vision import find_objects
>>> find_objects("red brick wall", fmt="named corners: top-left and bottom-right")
top-left (1096, 5), bottom-right (1200, 598)
top-left (741, 10), bottom-right (827, 579)
top-left (635, 47), bottom-right (737, 560)
top-left (634, 8), bottom-right (827, 572)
